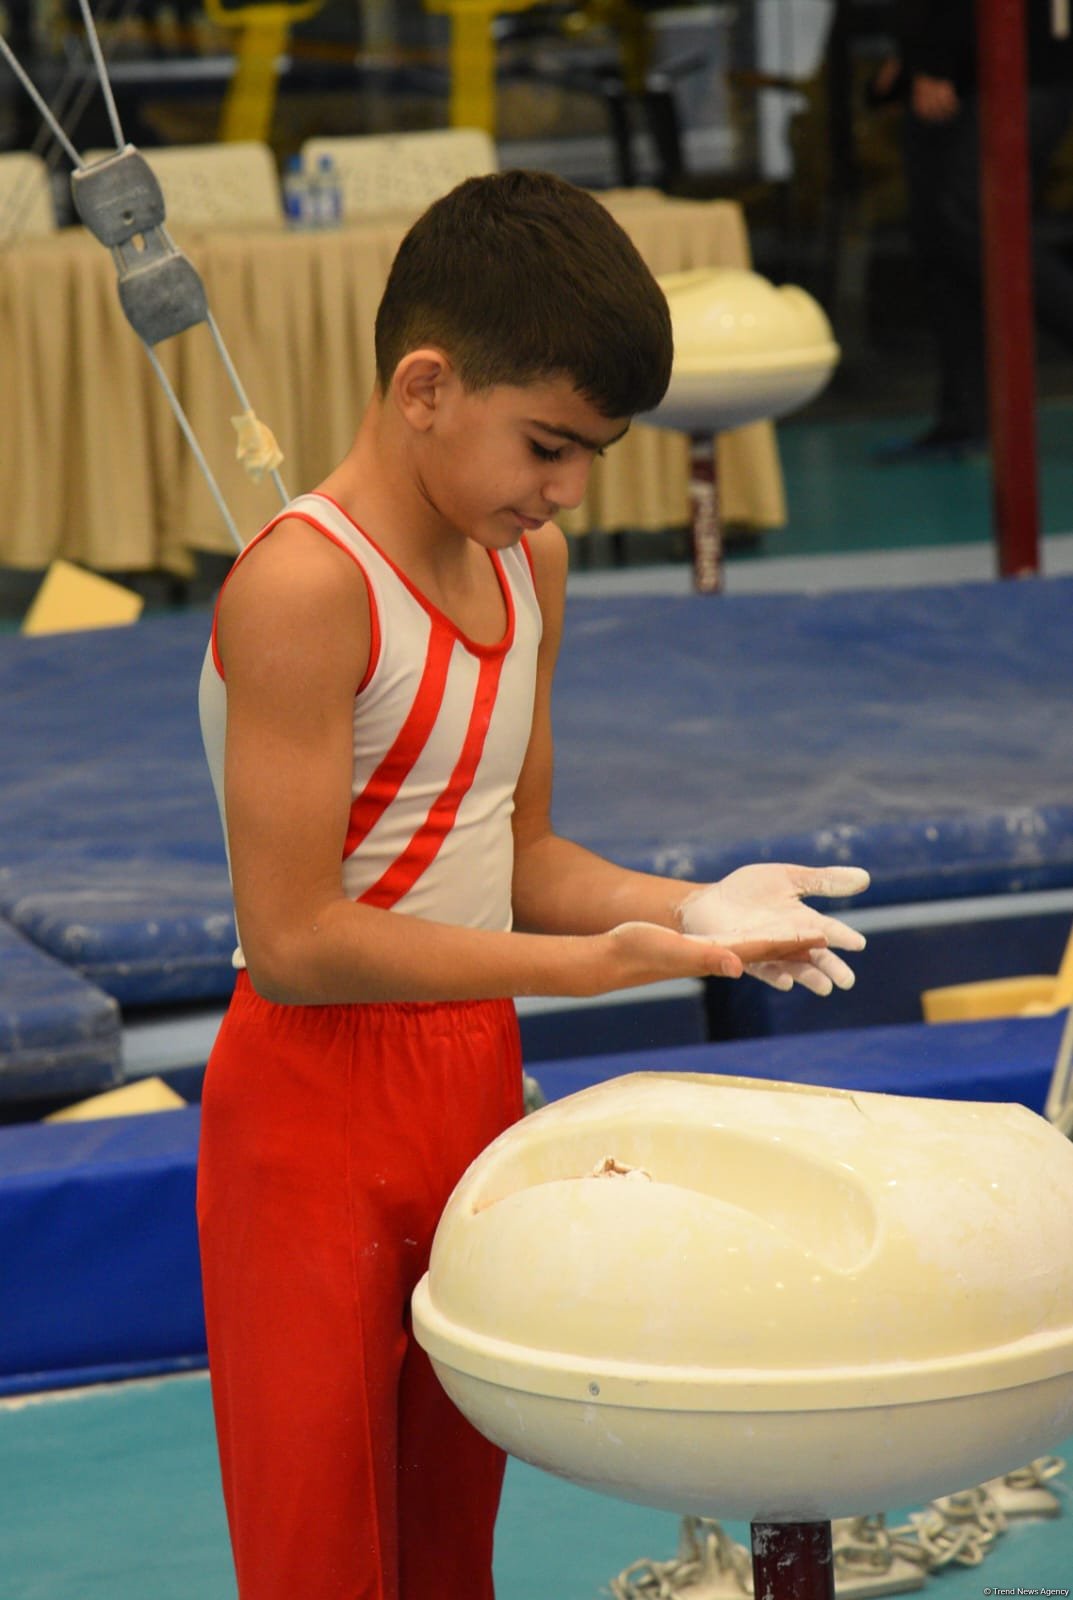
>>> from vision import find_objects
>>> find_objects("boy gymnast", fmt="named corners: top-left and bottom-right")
top-left (197, 169), bottom-right (869, 1600)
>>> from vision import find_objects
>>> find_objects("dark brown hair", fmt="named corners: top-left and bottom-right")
top-left (374, 170), bottom-right (673, 418)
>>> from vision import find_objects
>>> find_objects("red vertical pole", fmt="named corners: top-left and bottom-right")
top-left (976, 0), bottom-right (1041, 576)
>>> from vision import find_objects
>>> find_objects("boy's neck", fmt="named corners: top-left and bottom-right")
top-left (316, 395), bottom-right (474, 587)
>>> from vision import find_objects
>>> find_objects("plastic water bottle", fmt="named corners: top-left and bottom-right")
top-left (283, 154), bottom-right (311, 230)
top-left (312, 154), bottom-right (343, 229)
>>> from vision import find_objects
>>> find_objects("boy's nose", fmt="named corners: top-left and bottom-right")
top-left (543, 455), bottom-right (591, 512)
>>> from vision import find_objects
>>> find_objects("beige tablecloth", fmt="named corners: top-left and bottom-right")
top-left (0, 193), bottom-right (785, 574)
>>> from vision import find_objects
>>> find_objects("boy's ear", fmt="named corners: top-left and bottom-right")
top-left (392, 348), bottom-right (457, 433)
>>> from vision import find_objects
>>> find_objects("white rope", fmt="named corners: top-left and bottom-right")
top-left (0, 0), bottom-right (129, 244)
top-left (2, 11), bottom-right (292, 548)
top-left (0, 36), bottom-right (85, 168)
top-left (73, 0), bottom-right (126, 150)
top-left (47, 0), bottom-right (139, 162)
top-left (142, 344), bottom-right (245, 551)
top-left (1045, 1003), bottom-right (1073, 1135)
top-left (205, 310), bottom-right (289, 507)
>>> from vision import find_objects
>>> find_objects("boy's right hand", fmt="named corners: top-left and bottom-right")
top-left (590, 921), bottom-right (823, 994)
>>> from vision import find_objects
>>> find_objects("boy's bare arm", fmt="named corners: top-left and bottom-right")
top-left (511, 527), bottom-right (868, 995)
top-left (217, 522), bottom-right (755, 1005)
top-left (510, 524), bottom-right (722, 934)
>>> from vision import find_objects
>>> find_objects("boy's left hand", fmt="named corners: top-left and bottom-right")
top-left (679, 864), bottom-right (870, 996)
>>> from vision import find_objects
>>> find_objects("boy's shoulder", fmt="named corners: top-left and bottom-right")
top-left (217, 516), bottom-right (371, 677)
top-left (226, 515), bottom-right (368, 605)
top-left (523, 522), bottom-right (569, 644)
top-left (525, 521), bottom-right (569, 589)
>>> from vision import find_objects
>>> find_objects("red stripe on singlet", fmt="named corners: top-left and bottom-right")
top-left (342, 624), bottom-right (456, 859)
top-left (358, 652), bottom-right (506, 909)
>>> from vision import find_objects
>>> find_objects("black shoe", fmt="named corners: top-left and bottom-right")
top-left (874, 424), bottom-right (989, 464)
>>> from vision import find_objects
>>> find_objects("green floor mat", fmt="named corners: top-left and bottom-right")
top-left (2, 1376), bottom-right (1070, 1600)
top-left (769, 398), bottom-right (1073, 559)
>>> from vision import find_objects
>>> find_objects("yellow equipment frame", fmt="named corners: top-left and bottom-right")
top-left (203, 0), bottom-right (324, 143)
top-left (422, 0), bottom-right (650, 135)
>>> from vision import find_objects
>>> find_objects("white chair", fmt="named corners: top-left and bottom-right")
top-left (300, 128), bottom-right (497, 218)
top-left (82, 141), bottom-right (283, 228)
top-left (0, 151), bottom-right (57, 243)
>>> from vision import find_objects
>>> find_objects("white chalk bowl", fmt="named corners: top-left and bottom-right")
top-left (412, 1072), bottom-right (1073, 1521)
top-left (641, 269), bottom-right (840, 435)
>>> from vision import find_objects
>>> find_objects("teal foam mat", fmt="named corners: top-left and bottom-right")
top-left (2, 1375), bottom-right (1070, 1600)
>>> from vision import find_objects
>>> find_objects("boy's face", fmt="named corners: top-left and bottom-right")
top-left (406, 363), bottom-right (630, 548)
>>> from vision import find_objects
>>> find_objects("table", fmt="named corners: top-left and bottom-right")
top-left (0, 192), bottom-right (785, 575)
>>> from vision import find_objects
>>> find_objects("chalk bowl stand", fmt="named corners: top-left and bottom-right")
top-left (642, 272), bottom-right (840, 593)
top-left (751, 1521), bottom-right (834, 1600)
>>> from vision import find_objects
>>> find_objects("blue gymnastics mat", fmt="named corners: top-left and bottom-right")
top-left (0, 920), bottom-right (119, 1100)
top-left (0, 619), bottom-right (234, 1008)
top-left (550, 580), bottom-right (1073, 899)
top-left (0, 1012), bottom-right (1063, 1396)
top-left (0, 580), bottom-right (1071, 1095)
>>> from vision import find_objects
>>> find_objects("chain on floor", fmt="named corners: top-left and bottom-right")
top-left (609, 1457), bottom-right (1067, 1600)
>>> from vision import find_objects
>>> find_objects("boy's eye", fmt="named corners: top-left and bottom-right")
top-left (529, 441), bottom-right (563, 462)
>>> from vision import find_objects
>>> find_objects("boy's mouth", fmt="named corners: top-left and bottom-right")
top-left (509, 509), bottom-right (546, 531)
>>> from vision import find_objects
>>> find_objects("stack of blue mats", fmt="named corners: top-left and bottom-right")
top-left (0, 578), bottom-right (1071, 1100)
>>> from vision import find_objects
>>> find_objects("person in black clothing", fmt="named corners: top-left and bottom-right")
top-left (877, 0), bottom-right (1073, 457)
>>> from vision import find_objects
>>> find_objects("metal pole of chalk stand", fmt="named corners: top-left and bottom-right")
top-left (688, 434), bottom-right (723, 594)
top-left (751, 1521), bottom-right (836, 1600)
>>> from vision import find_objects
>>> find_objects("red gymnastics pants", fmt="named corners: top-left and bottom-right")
top-left (197, 972), bottom-right (525, 1600)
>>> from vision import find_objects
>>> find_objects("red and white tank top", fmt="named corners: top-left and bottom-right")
top-left (199, 492), bottom-right (543, 967)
